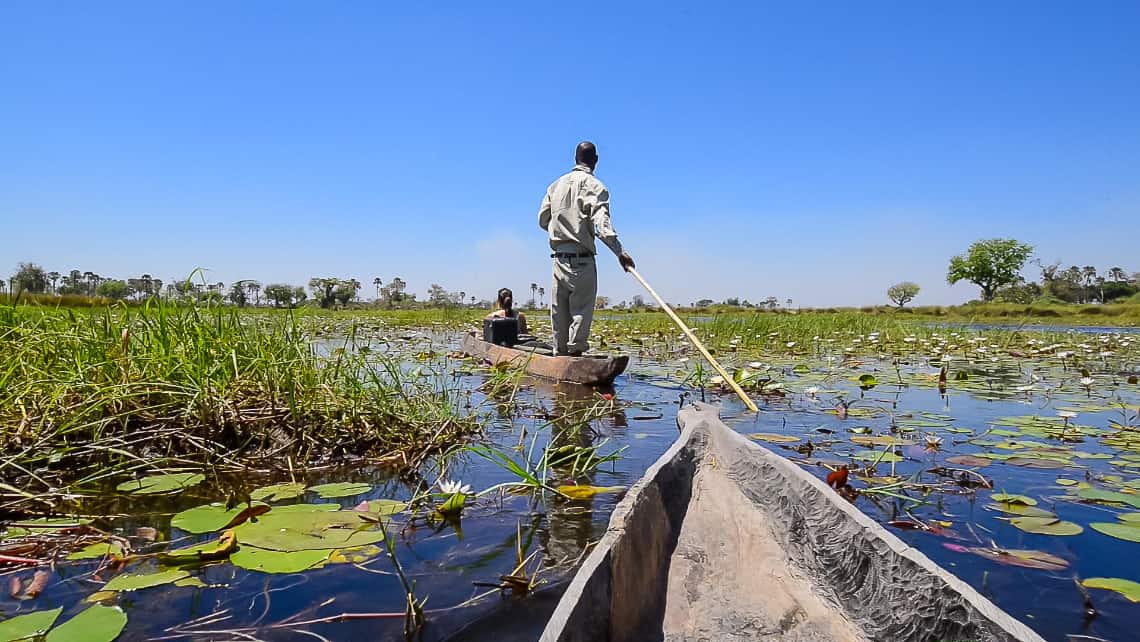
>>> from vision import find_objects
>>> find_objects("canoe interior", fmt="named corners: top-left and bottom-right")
top-left (540, 402), bottom-right (1045, 642)
top-left (461, 333), bottom-right (629, 386)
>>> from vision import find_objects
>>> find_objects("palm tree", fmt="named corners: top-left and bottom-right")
top-left (47, 271), bottom-right (60, 294)
top-left (246, 281), bottom-right (261, 307)
top-left (1108, 267), bottom-right (1126, 283)
top-left (537, 286), bottom-right (545, 307)
top-left (141, 274), bottom-right (153, 299)
top-left (470, 295), bottom-right (476, 307)
top-left (459, 291), bottom-right (466, 307)
top-left (83, 271), bottom-right (96, 296)
top-left (373, 277), bottom-right (382, 301)
top-left (530, 282), bottom-right (538, 308)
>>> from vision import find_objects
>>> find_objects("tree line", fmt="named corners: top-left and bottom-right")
top-left (887, 239), bottom-right (1139, 307)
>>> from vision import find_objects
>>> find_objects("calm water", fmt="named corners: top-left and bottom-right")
top-left (3, 330), bottom-right (1139, 641)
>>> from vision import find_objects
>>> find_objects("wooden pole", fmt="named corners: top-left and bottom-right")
top-left (627, 268), bottom-right (758, 412)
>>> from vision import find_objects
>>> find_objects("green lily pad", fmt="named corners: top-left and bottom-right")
top-left (749, 433), bottom-right (800, 443)
top-left (102, 569), bottom-right (190, 592)
top-left (1009, 517), bottom-right (1083, 536)
top-left (308, 482), bottom-right (372, 499)
top-left (68, 541), bottom-right (126, 560)
top-left (1081, 577), bottom-right (1140, 602)
top-left (230, 547), bottom-right (329, 573)
top-left (116, 473), bottom-right (205, 495)
top-left (267, 503), bottom-right (341, 513)
top-left (1090, 522), bottom-right (1140, 543)
top-left (0, 608), bottom-right (63, 641)
top-left (5, 517), bottom-right (91, 538)
top-left (1077, 488), bottom-right (1140, 509)
top-left (233, 510), bottom-right (385, 551)
top-left (991, 493), bottom-right (1037, 506)
top-left (1120, 513), bottom-right (1140, 523)
top-left (171, 502), bottom-right (270, 534)
top-left (850, 435), bottom-right (912, 447)
top-left (850, 450), bottom-right (903, 463)
top-left (357, 499), bottom-right (406, 516)
top-left (46, 605), bottom-right (127, 642)
top-left (1056, 478), bottom-right (1078, 487)
top-left (250, 482), bottom-right (307, 502)
top-left (857, 374), bottom-right (877, 388)
top-left (1006, 457), bottom-right (1070, 469)
top-left (986, 503), bottom-right (1055, 518)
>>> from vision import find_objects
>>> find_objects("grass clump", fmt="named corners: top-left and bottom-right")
top-left (0, 301), bottom-right (479, 490)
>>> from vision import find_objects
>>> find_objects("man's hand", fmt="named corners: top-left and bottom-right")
top-left (618, 252), bottom-right (636, 272)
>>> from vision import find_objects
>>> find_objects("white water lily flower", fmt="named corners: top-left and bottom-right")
top-left (1058, 351), bottom-right (1074, 359)
top-left (1015, 384), bottom-right (1034, 392)
top-left (786, 341), bottom-right (796, 348)
top-left (924, 434), bottom-right (943, 448)
top-left (438, 479), bottom-right (471, 495)
top-left (1080, 377), bottom-right (1095, 386)
top-left (903, 337), bottom-right (916, 343)
top-left (747, 361), bottom-right (764, 368)
top-left (804, 386), bottom-right (819, 397)
top-left (1057, 410), bottom-right (1078, 419)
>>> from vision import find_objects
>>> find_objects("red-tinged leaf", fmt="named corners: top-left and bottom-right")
top-left (962, 546), bottom-right (1069, 571)
top-left (19, 570), bottom-right (50, 600)
top-left (942, 543), bottom-right (970, 553)
top-left (8, 575), bottom-right (22, 598)
top-left (826, 468), bottom-right (849, 489)
top-left (888, 520), bottom-right (924, 530)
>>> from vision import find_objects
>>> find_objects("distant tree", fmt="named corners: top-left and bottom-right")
top-left (333, 281), bottom-right (357, 306)
top-left (595, 295), bottom-right (610, 309)
top-left (724, 297), bottom-right (741, 307)
top-left (763, 297), bottom-right (779, 309)
top-left (695, 298), bottom-right (714, 307)
top-left (887, 281), bottom-right (921, 307)
top-left (373, 277), bottom-right (382, 301)
top-left (309, 277), bottom-right (339, 308)
top-left (785, 298), bottom-right (793, 308)
top-left (631, 294), bottom-right (645, 308)
top-left (1108, 267), bottom-right (1126, 283)
top-left (537, 287), bottom-right (545, 307)
top-left (228, 282), bottom-right (249, 307)
top-left (470, 295), bottom-right (476, 306)
top-left (381, 277), bottom-right (407, 306)
top-left (265, 283), bottom-right (304, 308)
top-left (530, 282), bottom-right (538, 307)
top-left (994, 281), bottom-right (1041, 304)
top-left (245, 281), bottom-right (261, 307)
top-left (11, 262), bottom-right (48, 294)
top-left (427, 283), bottom-right (451, 307)
top-left (947, 239), bottom-right (1034, 302)
top-left (96, 280), bottom-right (130, 300)
top-left (47, 271), bottom-right (60, 294)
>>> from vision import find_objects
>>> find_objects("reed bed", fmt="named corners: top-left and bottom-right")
top-left (0, 302), bottom-right (479, 491)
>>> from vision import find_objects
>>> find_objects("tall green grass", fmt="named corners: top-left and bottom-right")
top-left (0, 301), bottom-right (479, 489)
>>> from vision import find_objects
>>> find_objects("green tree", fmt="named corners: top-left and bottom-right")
top-left (96, 280), bottom-right (130, 299)
top-left (947, 239), bottom-right (1034, 302)
top-left (308, 277), bottom-right (339, 308)
top-left (887, 281), bottom-right (921, 307)
top-left (228, 282), bottom-right (249, 307)
top-left (265, 283), bottom-right (303, 308)
top-left (595, 295), bottom-right (610, 309)
top-left (11, 262), bottom-right (48, 294)
top-left (333, 281), bottom-right (357, 306)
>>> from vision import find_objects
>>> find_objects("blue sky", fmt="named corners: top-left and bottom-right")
top-left (2, 2), bottom-right (1138, 306)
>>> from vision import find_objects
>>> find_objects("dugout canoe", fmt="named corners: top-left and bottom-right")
top-left (460, 332), bottom-right (629, 386)
top-left (540, 402), bottom-right (1045, 642)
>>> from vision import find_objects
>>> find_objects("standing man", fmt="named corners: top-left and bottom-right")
top-left (539, 141), bottom-right (635, 356)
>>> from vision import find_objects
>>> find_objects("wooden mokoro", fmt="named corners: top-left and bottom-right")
top-left (541, 402), bottom-right (1045, 642)
top-left (460, 333), bottom-right (629, 386)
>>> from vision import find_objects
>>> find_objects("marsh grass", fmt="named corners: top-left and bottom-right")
top-left (0, 301), bottom-right (480, 493)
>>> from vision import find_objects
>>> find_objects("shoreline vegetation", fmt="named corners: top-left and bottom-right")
top-left (3, 298), bottom-right (1137, 506)
top-left (0, 302), bottom-right (480, 505)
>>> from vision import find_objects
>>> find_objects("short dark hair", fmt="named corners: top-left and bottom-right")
top-left (497, 288), bottom-right (513, 308)
top-left (575, 141), bottom-right (597, 166)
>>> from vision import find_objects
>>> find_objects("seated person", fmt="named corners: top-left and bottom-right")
top-left (487, 287), bottom-right (528, 334)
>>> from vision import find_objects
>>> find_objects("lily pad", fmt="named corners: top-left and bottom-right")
top-left (171, 502), bottom-right (270, 534)
top-left (850, 435), bottom-right (912, 447)
top-left (985, 503), bottom-right (1055, 518)
top-left (1055, 478), bottom-right (1078, 487)
top-left (5, 517), bottom-right (91, 538)
top-left (308, 482), bottom-right (372, 499)
top-left (947, 545), bottom-right (1069, 570)
top-left (991, 493), bottom-right (1037, 506)
top-left (1081, 577), bottom-right (1140, 602)
top-left (558, 485), bottom-right (626, 500)
top-left (1009, 517), bottom-right (1083, 536)
top-left (1090, 522), bottom-right (1140, 543)
top-left (68, 541), bottom-right (126, 560)
top-left (749, 433), bottom-right (800, 443)
top-left (116, 473), bottom-right (204, 495)
top-left (160, 531), bottom-right (238, 565)
top-left (850, 450), bottom-right (903, 463)
top-left (0, 608), bottom-right (63, 641)
top-left (945, 455), bottom-right (991, 467)
top-left (1006, 457), bottom-right (1070, 469)
top-left (250, 482), bottom-right (308, 502)
top-left (102, 569), bottom-right (189, 592)
top-left (1077, 488), bottom-right (1140, 509)
top-left (46, 605), bottom-right (127, 642)
top-left (1120, 513), bottom-right (1140, 523)
top-left (233, 510), bottom-right (385, 551)
top-left (230, 547), bottom-right (329, 574)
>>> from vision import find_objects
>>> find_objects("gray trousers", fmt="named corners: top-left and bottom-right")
top-left (550, 254), bottom-right (597, 354)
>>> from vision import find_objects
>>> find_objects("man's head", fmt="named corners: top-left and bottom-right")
top-left (575, 141), bottom-right (598, 170)
top-left (497, 288), bottom-right (514, 311)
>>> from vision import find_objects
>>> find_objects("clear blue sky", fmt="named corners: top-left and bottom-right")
top-left (2, 2), bottom-right (1138, 306)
